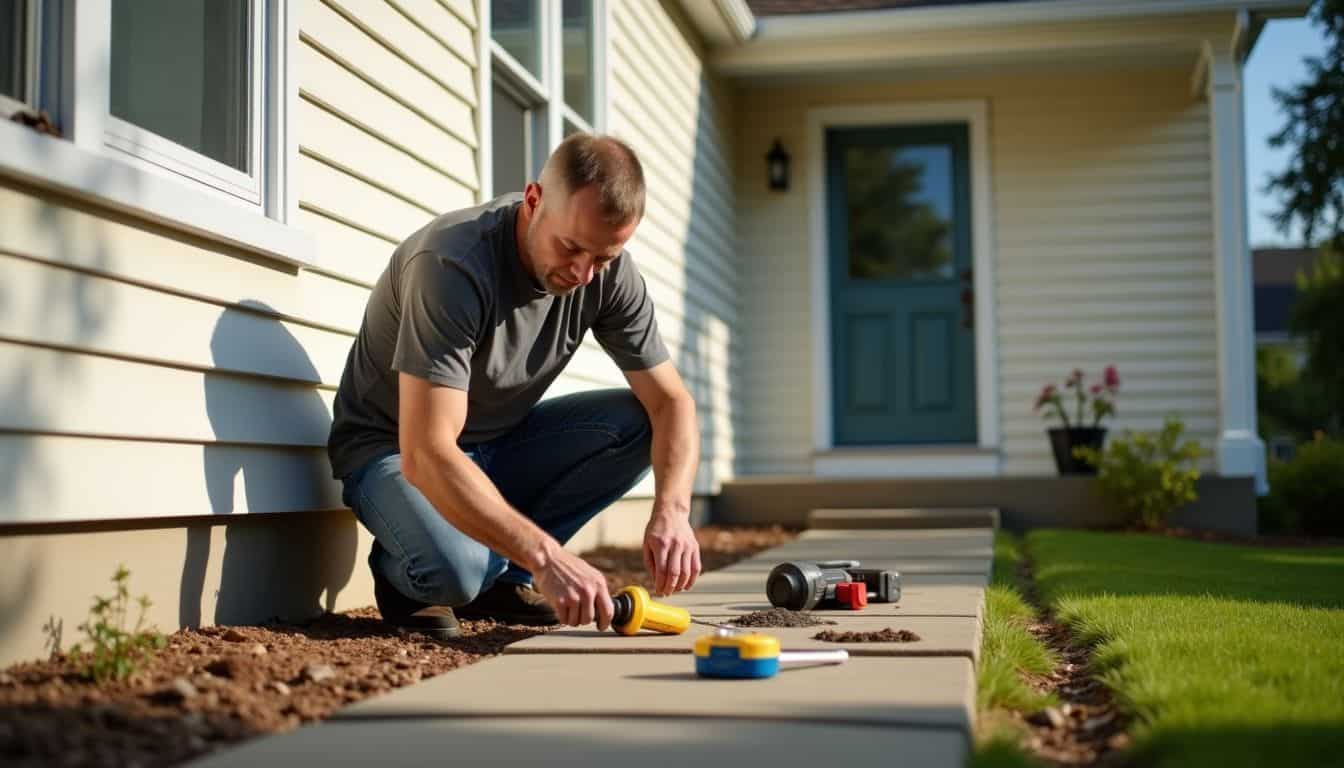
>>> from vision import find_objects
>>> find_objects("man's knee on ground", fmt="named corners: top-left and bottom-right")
top-left (404, 550), bottom-right (495, 607)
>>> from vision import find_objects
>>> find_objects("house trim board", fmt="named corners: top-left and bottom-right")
top-left (807, 100), bottom-right (1000, 477)
top-left (751, 0), bottom-right (1308, 39)
top-left (1203, 42), bottom-right (1266, 493)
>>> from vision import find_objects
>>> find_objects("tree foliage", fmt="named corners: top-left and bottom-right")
top-left (1265, 0), bottom-right (1344, 250)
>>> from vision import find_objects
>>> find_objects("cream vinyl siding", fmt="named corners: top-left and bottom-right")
top-left (0, 0), bottom-right (482, 523)
top-left (736, 67), bottom-right (1218, 475)
top-left (567, 0), bottom-right (739, 493)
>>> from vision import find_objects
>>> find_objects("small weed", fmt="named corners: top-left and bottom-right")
top-left (69, 565), bottom-right (166, 683)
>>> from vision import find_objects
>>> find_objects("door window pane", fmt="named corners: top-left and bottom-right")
top-left (846, 144), bottom-right (955, 281)
top-left (110, 0), bottom-right (250, 172)
top-left (492, 82), bottom-right (530, 195)
top-left (562, 0), bottom-right (592, 123)
top-left (1, 0), bottom-right (25, 101)
top-left (492, 0), bottom-right (542, 81)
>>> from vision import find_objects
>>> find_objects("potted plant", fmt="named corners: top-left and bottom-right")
top-left (1033, 365), bottom-right (1120, 475)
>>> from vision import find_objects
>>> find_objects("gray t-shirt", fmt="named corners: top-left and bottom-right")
top-left (327, 193), bottom-right (670, 480)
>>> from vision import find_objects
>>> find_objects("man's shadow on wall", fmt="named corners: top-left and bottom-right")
top-left (181, 299), bottom-right (356, 628)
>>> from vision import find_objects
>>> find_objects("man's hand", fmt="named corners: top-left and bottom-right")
top-left (643, 509), bottom-right (702, 596)
top-left (531, 544), bottom-right (615, 630)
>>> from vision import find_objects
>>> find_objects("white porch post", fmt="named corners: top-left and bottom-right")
top-left (1204, 43), bottom-right (1266, 493)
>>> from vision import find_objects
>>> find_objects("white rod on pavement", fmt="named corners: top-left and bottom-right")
top-left (778, 650), bottom-right (849, 666)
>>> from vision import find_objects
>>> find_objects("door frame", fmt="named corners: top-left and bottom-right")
top-left (808, 101), bottom-right (1000, 467)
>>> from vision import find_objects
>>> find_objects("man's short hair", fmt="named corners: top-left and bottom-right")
top-left (540, 133), bottom-right (645, 225)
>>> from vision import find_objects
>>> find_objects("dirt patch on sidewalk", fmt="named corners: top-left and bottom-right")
top-left (813, 628), bottom-right (920, 642)
top-left (728, 608), bottom-right (837, 628)
top-left (0, 525), bottom-right (797, 767)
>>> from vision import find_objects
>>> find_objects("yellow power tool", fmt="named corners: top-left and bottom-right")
top-left (610, 585), bottom-right (693, 635)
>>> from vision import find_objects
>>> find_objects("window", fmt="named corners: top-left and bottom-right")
top-left (488, 0), bottom-right (605, 198)
top-left (0, 0), bottom-right (33, 114)
top-left (108, 0), bottom-right (262, 203)
top-left (1, 0), bottom-right (293, 220)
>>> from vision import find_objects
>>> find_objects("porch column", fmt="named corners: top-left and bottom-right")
top-left (1204, 43), bottom-right (1266, 493)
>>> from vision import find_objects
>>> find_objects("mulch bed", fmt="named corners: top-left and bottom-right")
top-left (0, 525), bottom-right (797, 767)
top-left (812, 628), bottom-right (920, 643)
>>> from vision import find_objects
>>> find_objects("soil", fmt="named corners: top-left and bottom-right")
top-left (812, 628), bottom-right (920, 643)
top-left (989, 545), bottom-right (1130, 766)
top-left (728, 608), bottom-right (837, 628)
top-left (0, 525), bottom-right (797, 767)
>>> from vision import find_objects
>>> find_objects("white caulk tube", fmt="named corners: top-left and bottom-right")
top-left (778, 649), bottom-right (849, 666)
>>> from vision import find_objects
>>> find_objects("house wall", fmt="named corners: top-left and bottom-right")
top-left (601, 0), bottom-right (741, 491)
top-left (736, 66), bottom-right (1219, 475)
top-left (0, 0), bottom-right (741, 668)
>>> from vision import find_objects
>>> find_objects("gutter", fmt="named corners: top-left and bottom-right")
top-left (677, 0), bottom-right (756, 47)
top-left (755, 0), bottom-right (1311, 40)
top-left (716, 0), bottom-right (757, 43)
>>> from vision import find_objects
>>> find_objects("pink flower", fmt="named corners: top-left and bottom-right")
top-left (1034, 384), bottom-right (1057, 411)
top-left (1090, 384), bottom-right (1103, 395)
top-left (1104, 365), bottom-right (1120, 390)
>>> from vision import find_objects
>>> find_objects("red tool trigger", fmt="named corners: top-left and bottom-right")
top-left (835, 582), bottom-right (868, 610)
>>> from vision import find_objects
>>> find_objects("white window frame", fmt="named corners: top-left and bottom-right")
top-left (478, 0), bottom-right (609, 202)
top-left (0, 0), bottom-right (41, 117)
top-left (102, 1), bottom-right (266, 206)
top-left (0, 0), bottom-right (311, 269)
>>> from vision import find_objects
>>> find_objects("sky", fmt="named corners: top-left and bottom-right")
top-left (1244, 15), bottom-right (1331, 248)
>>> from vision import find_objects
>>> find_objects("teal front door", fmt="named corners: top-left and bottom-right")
top-left (827, 123), bottom-right (977, 445)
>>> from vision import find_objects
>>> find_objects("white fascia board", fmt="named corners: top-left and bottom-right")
top-left (0, 119), bottom-right (318, 271)
top-left (755, 0), bottom-right (1310, 40)
top-left (676, 0), bottom-right (756, 47)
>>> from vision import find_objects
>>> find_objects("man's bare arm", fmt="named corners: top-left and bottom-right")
top-left (625, 361), bottom-right (702, 594)
top-left (397, 373), bottom-right (613, 627)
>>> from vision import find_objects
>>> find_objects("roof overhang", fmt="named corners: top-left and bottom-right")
top-left (708, 0), bottom-right (1310, 79)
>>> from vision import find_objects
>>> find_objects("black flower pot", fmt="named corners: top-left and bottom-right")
top-left (1047, 427), bottom-right (1107, 475)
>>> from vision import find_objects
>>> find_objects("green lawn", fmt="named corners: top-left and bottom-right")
top-left (1028, 530), bottom-right (1344, 768)
top-left (971, 533), bottom-right (1055, 767)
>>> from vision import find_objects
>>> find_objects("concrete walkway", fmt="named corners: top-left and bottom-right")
top-left (191, 522), bottom-right (992, 767)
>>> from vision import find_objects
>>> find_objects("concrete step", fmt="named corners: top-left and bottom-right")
top-left (809, 507), bottom-right (1000, 530)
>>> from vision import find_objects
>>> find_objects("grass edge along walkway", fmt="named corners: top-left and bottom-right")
top-left (1028, 529), bottom-right (1344, 768)
top-left (971, 532), bottom-right (1057, 767)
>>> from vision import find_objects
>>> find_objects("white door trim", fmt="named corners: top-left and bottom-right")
top-left (807, 100), bottom-right (1000, 471)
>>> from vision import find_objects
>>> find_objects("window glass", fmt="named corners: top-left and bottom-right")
top-left (492, 82), bottom-right (530, 195)
top-left (110, 0), bottom-right (250, 172)
top-left (492, 0), bottom-right (542, 81)
top-left (1, 0), bottom-right (26, 101)
top-left (846, 144), bottom-right (956, 281)
top-left (561, 0), bottom-right (592, 123)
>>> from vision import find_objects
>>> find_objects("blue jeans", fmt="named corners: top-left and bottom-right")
top-left (340, 389), bottom-right (653, 607)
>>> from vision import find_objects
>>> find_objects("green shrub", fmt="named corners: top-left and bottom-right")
top-left (69, 565), bottom-right (166, 683)
top-left (1075, 417), bottom-right (1207, 530)
top-left (1261, 437), bottom-right (1344, 536)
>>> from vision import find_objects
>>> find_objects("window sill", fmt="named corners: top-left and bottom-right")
top-left (0, 118), bottom-right (318, 272)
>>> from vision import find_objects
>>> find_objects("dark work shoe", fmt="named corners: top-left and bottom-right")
top-left (454, 581), bottom-right (560, 626)
top-left (372, 567), bottom-right (462, 641)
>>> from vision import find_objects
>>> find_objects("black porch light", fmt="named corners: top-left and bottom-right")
top-left (766, 138), bottom-right (790, 191)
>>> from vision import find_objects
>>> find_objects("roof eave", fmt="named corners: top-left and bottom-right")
top-left (751, 0), bottom-right (1310, 41)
